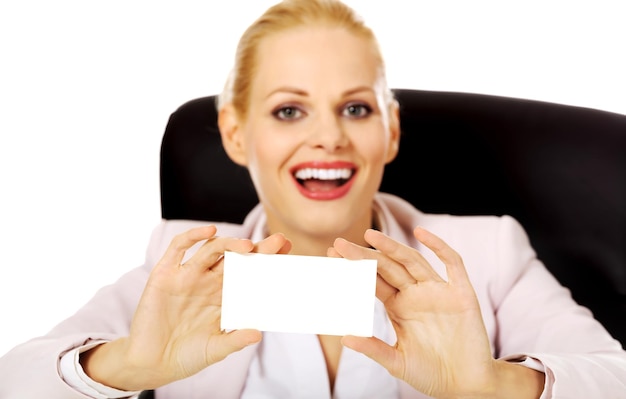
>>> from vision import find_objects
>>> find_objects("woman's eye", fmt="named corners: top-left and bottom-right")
top-left (274, 106), bottom-right (303, 120)
top-left (342, 103), bottom-right (371, 118)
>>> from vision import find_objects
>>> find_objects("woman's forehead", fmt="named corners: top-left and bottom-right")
top-left (251, 26), bottom-right (383, 97)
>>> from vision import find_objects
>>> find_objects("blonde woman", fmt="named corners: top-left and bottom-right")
top-left (1, 1), bottom-right (624, 398)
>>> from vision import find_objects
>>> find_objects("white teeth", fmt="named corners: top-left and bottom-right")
top-left (294, 168), bottom-right (353, 180)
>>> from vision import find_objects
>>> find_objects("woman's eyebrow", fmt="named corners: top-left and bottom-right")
top-left (263, 86), bottom-right (376, 102)
top-left (265, 86), bottom-right (308, 99)
top-left (341, 86), bottom-right (375, 97)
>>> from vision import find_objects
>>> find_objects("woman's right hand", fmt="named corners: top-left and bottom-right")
top-left (80, 225), bottom-right (291, 391)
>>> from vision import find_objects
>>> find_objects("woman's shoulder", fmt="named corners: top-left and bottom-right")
top-left (376, 192), bottom-right (530, 259)
top-left (375, 192), bottom-right (514, 233)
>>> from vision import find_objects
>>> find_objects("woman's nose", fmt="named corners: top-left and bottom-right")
top-left (306, 114), bottom-right (349, 152)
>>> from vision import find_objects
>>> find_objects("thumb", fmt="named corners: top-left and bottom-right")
top-left (341, 335), bottom-right (399, 374)
top-left (207, 329), bottom-right (262, 364)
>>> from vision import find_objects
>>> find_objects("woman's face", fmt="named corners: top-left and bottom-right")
top-left (221, 26), bottom-right (399, 240)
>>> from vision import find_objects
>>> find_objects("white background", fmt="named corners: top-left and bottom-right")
top-left (0, 0), bottom-right (624, 357)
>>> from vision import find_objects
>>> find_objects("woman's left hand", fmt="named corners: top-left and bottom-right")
top-left (330, 227), bottom-right (542, 399)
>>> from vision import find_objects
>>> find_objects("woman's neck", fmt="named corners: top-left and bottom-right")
top-left (264, 210), bottom-right (376, 257)
top-left (287, 232), bottom-right (343, 257)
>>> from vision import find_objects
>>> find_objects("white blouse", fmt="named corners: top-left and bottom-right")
top-left (241, 299), bottom-right (399, 399)
top-left (62, 208), bottom-right (402, 398)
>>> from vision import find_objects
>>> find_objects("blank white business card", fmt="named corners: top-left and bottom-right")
top-left (221, 251), bottom-right (377, 336)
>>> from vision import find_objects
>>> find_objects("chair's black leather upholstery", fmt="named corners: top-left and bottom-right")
top-left (138, 390), bottom-right (154, 399)
top-left (160, 89), bottom-right (626, 348)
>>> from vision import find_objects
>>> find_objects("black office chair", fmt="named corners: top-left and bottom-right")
top-left (148, 88), bottom-right (626, 398)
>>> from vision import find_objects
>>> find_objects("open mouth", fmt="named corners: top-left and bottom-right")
top-left (294, 167), bottom-right (354, 192)
top-left (291, 166), bottom-right (357, 200)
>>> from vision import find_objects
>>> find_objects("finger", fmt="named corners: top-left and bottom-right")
top-left (185, 236), bottom-right (255, 271)
top-left (253, 233), bottom-right (292, 255)
top-left (327, 247), bottom-right (341, 258)
top-left (365, 229), bottom-right (445, 283)
top-left (328, 244), bottom-right (393, 298)
top-left (375, 274), bottom-right (397, 304)
top-left (206, 329), bottom-right (262, 365)
top-left (332, 236), bottom-right (389, 262)
top-left (328, 245), bottom-right (397, 303)
top-left (158, 226), bottom-right (218, 267)
top-left (341, 335), bottom-right (400, 377)
top-left (333, 236), bottom-right (417, 291)
top-left (413, 226), bottom-right (469, 285)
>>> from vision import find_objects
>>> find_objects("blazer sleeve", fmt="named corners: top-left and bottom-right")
top-left (0, 218), bottom-right (247, 399)
top-left (490, 216), bottom-right (626, 397)
top-left (0, 267), bottom-right (148, 398)
top-left (0, 221), bottom-right (177, 399)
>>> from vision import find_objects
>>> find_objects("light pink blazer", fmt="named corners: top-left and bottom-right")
top-left (1, 193), bottom-right (624, 399)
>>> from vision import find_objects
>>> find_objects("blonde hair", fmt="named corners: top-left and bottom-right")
top-left (217, 0), bottom-right (393, 117)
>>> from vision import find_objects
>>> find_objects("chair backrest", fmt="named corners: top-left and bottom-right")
top-left (160, 88), bottom-right (626, 346)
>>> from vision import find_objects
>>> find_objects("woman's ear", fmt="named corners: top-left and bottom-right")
top-left (218, 103), bottom-right (248, 166)
top-left (385, 100), bottom-right (401, 164)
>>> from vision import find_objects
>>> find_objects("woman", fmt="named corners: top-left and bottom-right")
top-left (1, 0), bottom-right (624, 398)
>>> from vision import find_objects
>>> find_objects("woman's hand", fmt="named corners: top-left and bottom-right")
top-left (81, 226), bottom-right (291, 391)
top-left (330, 227), bottom-right (544, 399)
